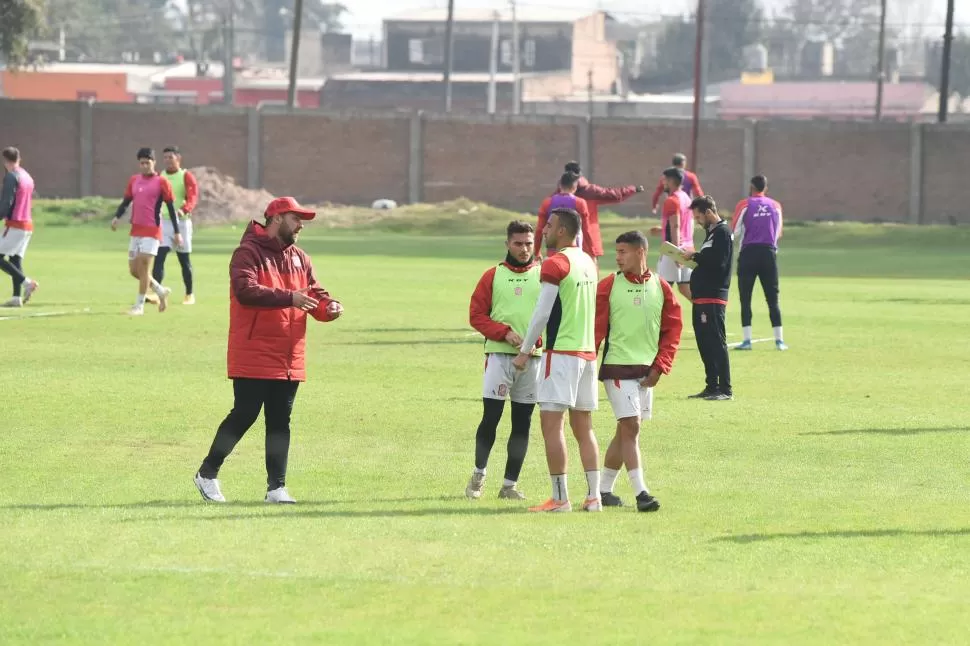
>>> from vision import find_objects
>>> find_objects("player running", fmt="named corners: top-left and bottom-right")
top-left (651, 153), bottom-right (704, 214)
top-left (536, 172), bottom-right (592, 260)
top-left (653, 168), bottom-right (695, 301)
top-left (465, 220), bottom-right (543, 501)
top-left (110, 147), bottom-right (181, 316)
top-left (0, 147), bottom-right (39, 307)
top-left (148, 146), bottom-right (198, 306)
top-left (731, 175), bottom-right (787, 351)
top-left (595, 231), bottom-right (682, 512)
top-left (513, 207), bottom-right (601, 513)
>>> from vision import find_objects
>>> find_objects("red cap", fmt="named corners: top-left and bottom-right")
top-left (264, 196), bottom-right (316, 220)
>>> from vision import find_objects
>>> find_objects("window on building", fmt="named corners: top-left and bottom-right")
top-left (408, 37), bottom-right (444, 65)
top-left (523, 39), bottom-right (536, 68)
top-left (500, 39), bottom-right (513, 66)
top-left (408, 38), bottom-right (424, 64)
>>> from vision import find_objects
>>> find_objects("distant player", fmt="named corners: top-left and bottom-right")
top-left (731, 175), bottom-right (787, 351)
top-left (595, 231), bottom-right (682, 512)
top-left (653, 167), bottom-right (695, 301)
top-left (513, 207), bottom-right (601, 513)
top-left (148, 146), bottom-right (198, 306)
top-left (110, 147), bottom-right (181, 316)
top-left (536, 172), bottom-right (592, 261)
top-left (561, 161), bottom-right (643, 266)
top-left (651, 153), bottom-right (704, 214)
top-left (0, 147), bottom-right (39, 307)
top-left (465, 220), bottom-right (542, 501)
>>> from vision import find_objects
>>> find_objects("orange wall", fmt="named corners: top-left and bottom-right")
top-left (0, 71), bottom-right (132, 102)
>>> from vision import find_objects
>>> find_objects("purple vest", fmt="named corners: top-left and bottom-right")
top-left (682, 174), bottom-right (695, 197)
top-left (741, 196), bottom-right (781, 249)
top-left (546, 193), bottom-right (583, 251)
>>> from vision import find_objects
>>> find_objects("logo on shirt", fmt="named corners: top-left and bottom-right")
top-left (514, 286), bottom-right (523, 296)
top-left (633, 296), bottom-right (642, 306)
top-left (293, 255), bottom-right (302, 268)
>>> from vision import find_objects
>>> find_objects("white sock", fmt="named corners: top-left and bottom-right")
top-left (628, 468), bottom-right (649, 496)
top-left (473, 467), bottom-right (486, 476)
top-left (150, 279), bottom-right (165, 296)
top-left (742, 326), bottom-right (752, 342)
top-left (9, 296), bottom-right (22, 304)
top-left (600, 467), bottom-right (620, 493)
top-left (551, 474), bottom-right (568, 502)
top-left (585, 470), bottom-right (601, 499)
top-left (135, 294), bottom-right (146, 307)
top-left (502, 478), bottom-right (516, 488)
top-left (773, 326), bottom-right (783, 342)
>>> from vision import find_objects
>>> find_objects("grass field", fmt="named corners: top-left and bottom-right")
top-left (2, 204), bottom-right (969, 645)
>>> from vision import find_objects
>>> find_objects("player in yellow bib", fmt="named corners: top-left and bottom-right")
top-left (148, 145), bottom-right (198, 305)
top-left (513, 208), bottom-right (602, 512)
top-left (595, 231), bottom-right (683, 512)
top-left (466, 221), bottom-right (542, 500)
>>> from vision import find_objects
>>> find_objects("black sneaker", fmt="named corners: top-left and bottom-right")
top-left (705, 392), bottom-right (734, 401)
top-left (688, 388), bottom-right (716, 399)
top-left (601, 491), bottom-right (625, 507)
top-left (636, 492), bottom-right (660, 512)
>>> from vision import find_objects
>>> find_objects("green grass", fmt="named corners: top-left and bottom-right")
top-left (2, 207), bottom-right (969, 644)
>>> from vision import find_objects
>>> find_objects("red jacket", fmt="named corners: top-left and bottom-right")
top-left (535, 193), bottom-right (592, 257)
top-left (227, 221), bottom-right (340, 381)
top-left (469, 258), bottom-right (543, 347)
top-left (544, 178), bottom-right (638, 257)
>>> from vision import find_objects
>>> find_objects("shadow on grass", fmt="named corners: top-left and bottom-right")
top-left (716, 528), bottom-right (970, 544)
top-left (801, 426), bottom-right (968, 436)
top-left (350, 327), bottom-right (472, 334)
top-left (1, 495), bottom-right (466, 513)
top-left (187, 506), bottom-right (525, 522)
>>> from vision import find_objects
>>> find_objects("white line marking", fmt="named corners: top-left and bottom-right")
top-left (728, 337), bottom-right (775, 348)
top-left (0, 307), bottom-right (92, 322)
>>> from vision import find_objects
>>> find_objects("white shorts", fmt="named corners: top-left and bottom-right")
top-left (658, 254), bottom-right (692, 284)
top-left (128, 236), bottom-right (160, 259)
top-left (604, 379), bottom-right (655, 421)
top-left (162, 218), bottom-right (193, 253)
top-left (538, 353), bottom-right (598, 412)
top-left (0, 228), bottom-right (31, 258)
top-left (483, 353), bottom-right (541, 404)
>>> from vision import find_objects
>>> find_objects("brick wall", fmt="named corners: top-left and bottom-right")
top-left (0, 100), bottom-right (80, 198)
top-left (921, 125), bottom-right (970, 224)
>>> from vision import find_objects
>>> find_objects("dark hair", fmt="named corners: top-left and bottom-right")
top-left (564, 161), bottom-right (581, 174)
top-left (615, 230), bottom-right (648, 249)
top-left (2, 147), bottom-right (20, 163)
top-left (662, 167), bottom-right (684, 186)
top-left (672, 153), bottom-right (687, 166)
top-left (162, 146), bottom-right (180, 155)
top-left (549, 207), bottom-right (581, 238)
top-left (136, 147), bottom-right (155, 160)
top-left (559, 171), bottom-right (580, 189)
top-left (690, 195), bottom-right (717, 213)
top-left (507, 220), bottom-right (535, 238)
top-left (751, 175), bottom-right (767, 192)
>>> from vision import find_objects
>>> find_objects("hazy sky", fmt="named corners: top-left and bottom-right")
top-left (340, 0), bottom-right (964, 38)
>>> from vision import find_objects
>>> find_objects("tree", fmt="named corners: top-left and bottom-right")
top-left (0, 0), bottom-right (44, 67)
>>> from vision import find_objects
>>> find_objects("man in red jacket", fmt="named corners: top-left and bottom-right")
top-left (651, 153), bottom-right (704, 214)
top-left (193, 197), bottom-right (343, 504)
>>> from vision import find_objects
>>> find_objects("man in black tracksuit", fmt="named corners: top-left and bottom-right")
top-left (685, 196), bottom-right (734, 401)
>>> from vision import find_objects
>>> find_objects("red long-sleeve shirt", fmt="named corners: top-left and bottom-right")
top-left (574, 177), bottom-right (639, 257)
top-left (181, 170), bottom-right (199, 214)
top-left (469, 258), bottom-right (543, 345)
top-left (595, 270), bottom-right (683, 380)
top-left (651, 170), bottom-right (704, 210)
top-left (536, 193), bottom-right (592, 257)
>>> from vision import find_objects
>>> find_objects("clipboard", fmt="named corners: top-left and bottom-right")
top-left (659, 241), bottom-right (698, 269)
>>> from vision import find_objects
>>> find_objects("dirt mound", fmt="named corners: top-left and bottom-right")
top-left (190, 166), bottom-right (275, 224)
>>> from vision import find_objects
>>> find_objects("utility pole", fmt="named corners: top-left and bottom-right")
top-left (443, 0), bottom-right (456, 112)
top-left (938, 0), bottom-right (955, 123)
top-left (487, 11), bottom-right (500, 114)
top-left (511, 0), bottom-right (521, 114)
top-left (689, 0), bottom-right (708, 169)
top-left (587, 68), bottom-right (594, 120)
top-left (223, 0), bottom-right (235, 106)
top-left (287, 0), bottom-right (305, 109)
top-left (874, 0), bottom-right (887, 120)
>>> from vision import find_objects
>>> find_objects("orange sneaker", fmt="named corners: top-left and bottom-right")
top-left (528, 498), bottom-right (572, 513)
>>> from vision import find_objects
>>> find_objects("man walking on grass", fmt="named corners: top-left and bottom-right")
top-left (685, 196), bottom-right (734, 401)
top-left (595, 231), bottom-right (682, 512)
top-left (731, 175), bottom-right (788, 351)
top-left (513, 208), bottom-right (602, 513)
top-left (147, 146), bottom-right (198, 306)
top-left (466, 220), bottom-right (542, 501)
top-left (194, 197), bottom-right (343, 504)
top-left (0, 147), bottom-right (39, 308)
top-left (110, 147), bottom-right (181, 316)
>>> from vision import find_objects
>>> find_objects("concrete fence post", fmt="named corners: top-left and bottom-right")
top-left (742, 119), bottom-right (756, 199)
top-left (79, 101), bottom-right (93, 197)
top-left (408, 110), bottom-right (424, 204)
top-left (909, 123), bottom-right (923, 225)
top-left (246, 108), bottom-right (261, 190)
top-left (577, 117), bottom-right (592, 181)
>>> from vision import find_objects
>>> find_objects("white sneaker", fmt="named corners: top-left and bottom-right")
top-left (157, 287), bottom-right (172, 313)
top-left (128, 304), bottom-right (145, 316)
top-left (465, 471), bottom-right (486, 499)
top-left (265, 487), bottom-right (296, 504)
top-left (1, 297), bottom-right (22, 308)
top-left (194, 472), bottom-right (226, 502)
top-left (22, 280), bottom-right (38, 304)
top-left (582, 496), bottom-right (603, 512)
